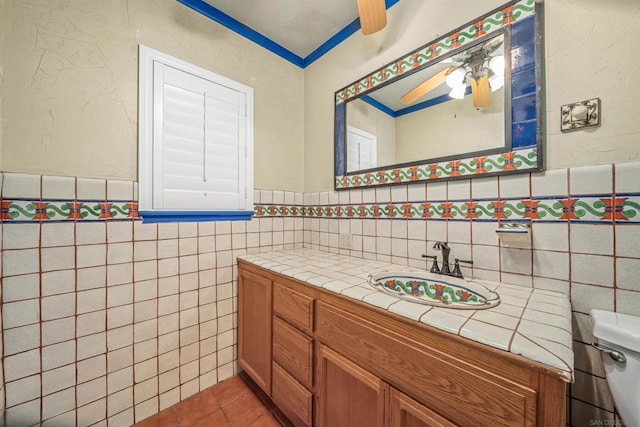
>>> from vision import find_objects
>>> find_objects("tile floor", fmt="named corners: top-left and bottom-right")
top-left (135, 375), bottom-right (284, 427)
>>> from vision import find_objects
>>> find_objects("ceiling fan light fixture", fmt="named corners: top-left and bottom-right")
top-left (489, 73), bottom-right (504, 92)
top-left (449, 84), bottom-right (467, 100)
top-left (357, 0), bottom-right (387, 35)
top-left (445, 67), bottom-right (466, 89)
top-left (489, 55), bottom-right (505, 76)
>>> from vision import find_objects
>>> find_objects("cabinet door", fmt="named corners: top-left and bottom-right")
top-left (238, 269), bottom-right (272, 394)
top-left (389, 388), bottom-right (458, 427)
top-left (316, 344), bottom-right (387, 427)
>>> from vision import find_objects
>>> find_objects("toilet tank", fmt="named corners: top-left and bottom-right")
top-left (590, 309), bottom-right (640, 427)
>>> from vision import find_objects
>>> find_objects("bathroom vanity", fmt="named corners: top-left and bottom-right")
top-left (238, 249), bottom-right (573, 427)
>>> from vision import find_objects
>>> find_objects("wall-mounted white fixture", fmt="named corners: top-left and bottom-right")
top-left (496, 223), bottom-right (530, 245)
top-left (561, 98), bottom-right (601, 132)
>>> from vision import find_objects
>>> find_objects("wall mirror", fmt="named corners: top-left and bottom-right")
top-left (334, 0), bottom-right (543, 190)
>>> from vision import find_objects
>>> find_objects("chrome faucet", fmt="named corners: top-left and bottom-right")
top-left (422, 241), bottom-right (473, 279)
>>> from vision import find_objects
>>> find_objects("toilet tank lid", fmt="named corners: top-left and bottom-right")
top-left (590, 309), bottom-right (640, 353)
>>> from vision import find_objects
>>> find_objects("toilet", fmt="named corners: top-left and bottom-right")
top-left (590, 309), bottom-right (640, 427)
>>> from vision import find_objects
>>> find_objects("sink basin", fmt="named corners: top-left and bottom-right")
top-left (367, 271), bottom-right (500, 309)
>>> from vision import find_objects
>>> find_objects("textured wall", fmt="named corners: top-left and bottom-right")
top-left (0, 0), bottom-right (304, 192)
top-left (303, 0), bottom-right (640, 192)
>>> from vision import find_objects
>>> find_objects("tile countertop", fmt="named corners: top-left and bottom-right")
top-left (238, 249), bottom-right (574, 383)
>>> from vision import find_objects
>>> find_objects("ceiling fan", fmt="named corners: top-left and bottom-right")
top-left (357, 0), bottom-right (387, 35)
top-left (400, 37), bottom-right (505, 109)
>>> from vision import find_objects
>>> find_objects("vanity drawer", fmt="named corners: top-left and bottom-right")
top-left (273, 282), bottom-right (314, 335)
top-left (273, 316), bottom-right (313, 389)
top-left (272, 362), bottom-right (313, 427)
top-left (316, 301), bottom-right (537, 427)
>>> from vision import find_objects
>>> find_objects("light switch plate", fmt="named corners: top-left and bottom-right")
top-left (561, 98), bottom-right (600, 132)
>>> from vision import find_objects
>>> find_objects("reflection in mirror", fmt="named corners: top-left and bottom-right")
top-left (346, 32), bottom-right (508, 173)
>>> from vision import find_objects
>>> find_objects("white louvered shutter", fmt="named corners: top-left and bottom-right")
top-left (346, 126), bottom-right (377, 172)
top-left (152, 63), bottom-right (248, 210)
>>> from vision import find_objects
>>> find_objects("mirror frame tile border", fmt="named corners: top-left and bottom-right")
top-left (334, 0), bottom-right (544, 190)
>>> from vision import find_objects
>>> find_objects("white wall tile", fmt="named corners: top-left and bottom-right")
top-left (3, 248), bottom-right (40, 276)
top-left (570, 223), bottom-right (613, 255)
top-left (77, 398), bottom-right (106, 426)
top-left (42, 365), bottom-right (75, 395)
top-left (3, 173), bottom-right (41, 198)
top-left (5, 349), bottom-right (41, 381)
top-left (76, 222), bottom-right (106, 245)
top-left (77, 310), bottom-right (106, 337)
top-left (448, 221), bottom-right (471, 244)
top-left (426, 181), bottom-right (446, 201)
top-left (499, 174), bottom-right (530, 198)
top-left (571, 283), bottom-right (614, 313)
top-left (77, 355), bottom-right (106, 384)
top-left (41, 222), bottom-right (75, 247)
top-left (500, 247), bottom-right (532, 275)
top-left (77, 178), bottom-right (106, 200)
top-left (533, 250), bottom-right (570, 281)
top-left (42, 340), bottom-right (76, 371)
top-left (616, 290), bottom-right (640, 316)
top-left (447, 179), bottom-right (470, 201)
top-left (615, 224), bottom-right (640, 258)
top-left (41, 293), bottom-right (75, 321)
top-left (42, 318), bottom-right (75, 346)
top-left (615, 161), bottom-right (640, 194)
top-left (616, 257), bottom-right (640, 291)
top-left (108, 179), bottom-right (134, 201)
top-left (42, 175), bottom-right (76, 200)
top-left (3, 223), bottom-right (40, 249)
top-left (108, 221), bottom-right (133, 243)
top-left (5, 375), bottom-right (41, 407)
top-left (531, 222), bottom-right (568, 252)
top-left (42, 387), bottom-right (75, 421)
top-left (3, 273), bottom-right (39, 302)
top-left (531, 169), bottom-right (567, 197)
top-left (3, 299), bottom-right (40, 328)
top-left (471, 176), bottom-right (498, 200)
top-left (41, 246), bottom-right (74, 272)
top-left (570, 164), bottom-right (612, 195)
top-left (7, 399), bottom-right (41, 426)
top-left (4, 324), bottom-right (40, 355)
top-left (571, 254), bottom-right (614, 287)
top-left (77, 244), bottom-right (106, 268)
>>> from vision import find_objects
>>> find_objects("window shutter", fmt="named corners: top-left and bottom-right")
top-left (152, 63), bottom-right (248, 210)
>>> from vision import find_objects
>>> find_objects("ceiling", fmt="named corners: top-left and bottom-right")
top-left (179, 0), bottom-right (398, 67)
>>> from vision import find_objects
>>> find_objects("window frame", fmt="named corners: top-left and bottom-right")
top-left (138, 45), bottom-right (254, 223)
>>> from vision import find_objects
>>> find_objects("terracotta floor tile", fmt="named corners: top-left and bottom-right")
top-left (191, 409), bottom-right (230, 427)
top-left (135, 408), bottom-right (179, 427)
top-left (212, 375), bottom-right (252, 407)
top-left (175, 389), bottom-right (221, 425)
top-left (222, 391), bottom-right (268, 426)
top-left (246, 412), bottom-right (282, 427)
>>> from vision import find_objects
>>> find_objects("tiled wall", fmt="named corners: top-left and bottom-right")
top-left (0, 173), bottom-right (303, 426)
top-left (293, 161), bottom-right (640, 427)
top-left (2, 163), bottom-right (639, 426)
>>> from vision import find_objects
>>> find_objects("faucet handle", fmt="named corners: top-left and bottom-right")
top-left (451, 258), bottom-right (473, 279)
top-left (422, 254), bottom-right (440, 274)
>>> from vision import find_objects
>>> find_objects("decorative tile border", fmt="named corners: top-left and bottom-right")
top-left (335, 0), bottom-right (535, 105)
top-left (336, 149), bottom-right (538, 189)
top-left (1, 199), bottom-right (139, 222)
top-left (2, 194), bottom-right (638, 224)
top-left (253, 194), bottom-right (640, 223)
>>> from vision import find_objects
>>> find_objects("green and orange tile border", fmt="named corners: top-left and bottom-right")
top-left (254, 195), bottom-right (640, 224)
top-left (335, 148), bottom-right (538, 189)
top-left (1, 200), bottom-right (138, 222)
top-left (1, 194), bottom-right (639, 224)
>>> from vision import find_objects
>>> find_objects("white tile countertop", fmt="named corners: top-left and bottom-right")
top-left (238, 248), bottom-right (574, 382)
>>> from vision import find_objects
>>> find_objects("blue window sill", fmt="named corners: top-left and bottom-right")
top-left (140, 210), bottom-right (254, 223)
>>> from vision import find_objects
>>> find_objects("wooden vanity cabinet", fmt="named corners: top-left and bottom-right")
top-left (237, 261), bottom-right (567, 427)
top-left (316, 343), bottom-right (387, 427)
top-left (271, 281), bottom-right (315, 427)
top-left (237, 268), bottom-right (272, 394)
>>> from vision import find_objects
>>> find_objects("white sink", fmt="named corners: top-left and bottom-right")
top-left (367, 271), bottom-right (500, 309)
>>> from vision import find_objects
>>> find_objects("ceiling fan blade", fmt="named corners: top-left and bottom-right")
top-left (400, 67), bottom-right (451, 106)
top-left (471, 75), bottom-right (491, 108)
top-left (357, 0), bottom-right (387, 35)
